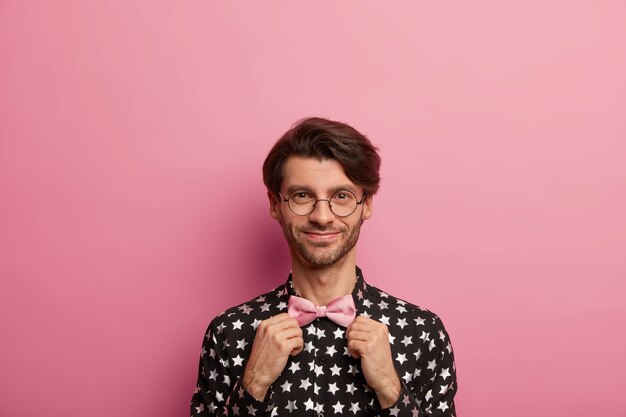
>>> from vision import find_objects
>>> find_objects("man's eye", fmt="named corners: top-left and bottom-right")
top-left (334, 192), bottom-right (354, 200)
top-left (291, 192), bottom-right (313, 203)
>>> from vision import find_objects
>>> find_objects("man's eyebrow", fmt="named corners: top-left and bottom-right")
top-left (284, 184), bottom-right (360, 195)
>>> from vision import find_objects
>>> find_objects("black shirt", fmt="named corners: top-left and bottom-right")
top-left (191, 267), bottom-right (457, 416)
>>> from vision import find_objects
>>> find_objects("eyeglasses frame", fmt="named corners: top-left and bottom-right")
top-left (277, 190), bottom-right (366, 217)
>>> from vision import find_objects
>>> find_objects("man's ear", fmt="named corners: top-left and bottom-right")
top-left (268, 191), bottom-right (281, 220)
top-left (361, 195), bottom-right (373, 221)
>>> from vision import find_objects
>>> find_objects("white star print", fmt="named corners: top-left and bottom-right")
top-left (303, 399), bottom-right (315, 411)
top-left (260, 303), bottom-right (270, 312)
top-left (438, 401), bottom-right (449, 411)
top-left (415, 317), bottom-right (425, 326)
top-left (328, 382), bottom-right (339, 395)
top-left (363, 299), bottom-right (372, 308)
top-left (346, 382), bottom-right (356, 394)
top-left (396, 318), bottom-right (408, 329)
top-left (350, 402), bottom-right (360, 414)
top-left (440, 367), bottom-right (451, 380)
top-left (427, 359), bottom-right (437, 370)
top-left (401, 335), bottom-right (412, 347)
top-left (288, 361), bottom-right (300, 373)
top-left (236, 339), bottom-right (248, 350)
top-left (402, 371), bottom-right (412, 383)
top-left (425, 389), bottom-right (433, 401)
top-left (326, 345), bottom-right (337, 355)
top-left (232, 319), bottom-right (243, 330)
top-left (300, 378), bottom-right (312, 390)
top-left (281, 380), bottom-right (292, 392)
top-left (332, 401), bottom-right (345, 413)
top-left (378, 300), bottom-right (389, 309)
top-left (396, 353), bottom-right (407, 365)
top-left (285, 400), bottom-right (297, 412)
top-left (380, 315), bottom-right (390, 325)
top-left (232, 355), bottom-right (243, 366)
top-left (440, 383), bottom-right (450, 394)
top-left (330, 364), bottom-right (341, 376)
top-left (333, 328), bottom-right (344, 339)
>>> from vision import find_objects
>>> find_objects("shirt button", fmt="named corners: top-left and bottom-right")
top-left (317, 356), bottom-right (327, 365)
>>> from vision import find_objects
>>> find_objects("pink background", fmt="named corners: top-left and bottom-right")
top-left (1, 1), bottom-right (625, 416)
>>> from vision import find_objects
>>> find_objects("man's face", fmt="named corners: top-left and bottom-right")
top-left (269, 156), bottom-right (373, 267)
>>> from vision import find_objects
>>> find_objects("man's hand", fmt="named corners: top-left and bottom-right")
top-left (242, 313), bottom-right (303, 401)
top-left (347, 316), bottom-right (401, 408)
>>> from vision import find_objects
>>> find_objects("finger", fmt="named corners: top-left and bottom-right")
top-left (265, 313), bottom-right (300, 326)
top-left (353, 315), bottom-right (377, 325)
top-left (349, 317), bottom-right (381, 332)
top-left (289, 337), bottom-right (304, 356)
top-left (278, 326), bottom-right (303, 341)
top-left (346, 329), bottom-right (372, 342)
top-left (258, 315), bottom-right (301, 335)
top-left (347, 339), bottom-right (365, 359)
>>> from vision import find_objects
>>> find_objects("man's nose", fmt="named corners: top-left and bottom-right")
top-left (308, 199), bottom-right (335, 225)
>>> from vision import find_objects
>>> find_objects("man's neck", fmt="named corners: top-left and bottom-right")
top-left (290, 253), bottom-right (358, 306)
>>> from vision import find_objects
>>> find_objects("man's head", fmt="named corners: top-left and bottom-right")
top-left (263, 117), bottom-right (381, 198)
top-left (263, 117), bottom-right (381, 268)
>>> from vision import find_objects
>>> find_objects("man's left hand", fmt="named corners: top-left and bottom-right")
top-left (346, 316), bottom-right (402, 408)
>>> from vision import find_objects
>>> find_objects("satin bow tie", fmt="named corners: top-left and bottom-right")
top-left (287, 294), bottom-right (356, 327)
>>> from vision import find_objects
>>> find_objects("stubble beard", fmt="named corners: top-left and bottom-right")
top-left (281, 220), bottom-right (363, 267)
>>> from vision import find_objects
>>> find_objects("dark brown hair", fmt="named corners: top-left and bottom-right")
top-left (263, 117), bottom-right (381, 197)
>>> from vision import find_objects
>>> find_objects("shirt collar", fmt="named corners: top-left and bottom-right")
top-left (282, 266), bottom-right (368, 313)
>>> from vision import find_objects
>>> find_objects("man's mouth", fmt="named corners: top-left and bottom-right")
top-left (301, 230), bottom-right (342, 241)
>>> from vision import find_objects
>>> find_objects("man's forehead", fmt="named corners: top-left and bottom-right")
top-left (281, 157), bottom-right (360, 192)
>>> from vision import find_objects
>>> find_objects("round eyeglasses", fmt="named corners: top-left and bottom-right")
top-left (278, 190), bottom-right (365, 217)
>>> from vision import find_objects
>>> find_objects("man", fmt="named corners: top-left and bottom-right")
top-left (191, 117), bottom-right (457, 416)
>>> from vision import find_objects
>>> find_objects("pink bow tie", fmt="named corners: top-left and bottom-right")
top-left (287, 294), bottom-right (356, 327)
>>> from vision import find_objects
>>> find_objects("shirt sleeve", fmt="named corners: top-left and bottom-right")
top-left (190, 320), bottom-right (276, 417)
top-left (369, 315), bottom-right (458, 417)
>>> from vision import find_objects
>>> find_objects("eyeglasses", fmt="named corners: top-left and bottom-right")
top-left (278, 190), bottom-right (365, 217)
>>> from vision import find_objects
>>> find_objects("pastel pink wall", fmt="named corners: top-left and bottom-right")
top-left (1, 1), bottom-right (624, 416)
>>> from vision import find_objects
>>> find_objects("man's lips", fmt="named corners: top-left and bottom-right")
top-left (301, 230), bottom-right (342, 241)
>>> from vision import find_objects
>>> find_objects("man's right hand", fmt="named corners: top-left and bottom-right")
top-left (241, 313), bottom-right (304, 401)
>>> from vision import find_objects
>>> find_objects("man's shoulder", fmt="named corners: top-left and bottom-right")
top-left (364, 282), bottom-right (448, 331)
top-left (205, 283), bottom-right (289, 337)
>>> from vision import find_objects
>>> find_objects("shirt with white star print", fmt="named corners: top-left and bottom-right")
top-left (191, 267), bottom-right (457, 416)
